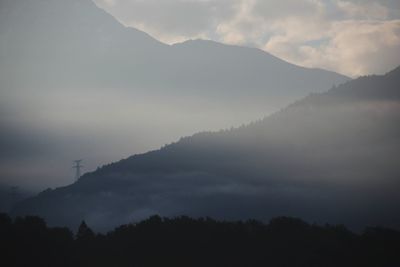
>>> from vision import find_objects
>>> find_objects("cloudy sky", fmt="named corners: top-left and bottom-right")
top-left (94, 0), bottom-right (400, 77)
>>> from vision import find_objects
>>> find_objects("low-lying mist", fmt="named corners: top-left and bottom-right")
top-left (0, 85), bottom-right (274, 191)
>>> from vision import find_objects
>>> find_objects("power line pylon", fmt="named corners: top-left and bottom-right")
top-left (73, 160), bottom-right (83, 181)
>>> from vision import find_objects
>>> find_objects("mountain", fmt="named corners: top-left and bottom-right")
top-left (0, 0), bottom-right (349, 189)
top-left (13, 66), bottom-right (400, 231)
top-left (0, 0), bottom-right (348, 102)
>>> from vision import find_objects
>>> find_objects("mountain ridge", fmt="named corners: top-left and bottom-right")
top-left (0, 0), bottom-right (348, 94)
top-left (13, 65), bottom-right (400, 231)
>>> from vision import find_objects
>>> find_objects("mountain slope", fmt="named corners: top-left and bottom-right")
top-left (0, 0), bottom-right (348, 100)
top-left (14, 66), bottom-right (400, 231)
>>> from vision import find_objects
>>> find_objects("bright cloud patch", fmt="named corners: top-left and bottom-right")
top-left (265, 19), bottom-right (400, 77)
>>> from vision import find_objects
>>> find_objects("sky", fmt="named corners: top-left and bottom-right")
top-left (94, 0), bottom-right (400, 77)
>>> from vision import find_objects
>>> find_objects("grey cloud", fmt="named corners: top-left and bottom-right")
top-left (252, 0), bottom-right (320, 20)
top-left (95, 0), bottom-right (239, 40)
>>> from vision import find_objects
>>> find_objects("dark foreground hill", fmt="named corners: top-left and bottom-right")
top-left (13, 66), bottom-right (400, 231)
top-left (1, 213), bottom-right (400, 267)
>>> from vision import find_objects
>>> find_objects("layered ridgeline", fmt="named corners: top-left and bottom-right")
top-left (0, 0), bottom-right (349, 189)
top-left (14, 67), bottom-right (400, 231)
top-left (0, 0), bottom-right (347, 99)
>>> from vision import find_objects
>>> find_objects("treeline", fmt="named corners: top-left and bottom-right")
top-left (1, 213), bottom-right (399, 267)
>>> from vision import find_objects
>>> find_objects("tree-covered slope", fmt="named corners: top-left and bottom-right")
top-left (13, 67), bottom-right (400, 230)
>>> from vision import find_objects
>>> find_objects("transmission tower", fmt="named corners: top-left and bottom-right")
top-left (73, 160), bottom-right (83, 180)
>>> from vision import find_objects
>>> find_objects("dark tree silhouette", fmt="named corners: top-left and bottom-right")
top-left (1, 213), bottom-right (399, 267)
top-left (76, 220), bottom-right (95, 241)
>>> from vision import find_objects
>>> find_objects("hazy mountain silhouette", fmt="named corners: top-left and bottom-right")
top-left (13, 66), bottom-right (400, 231)
top-left (0, 0), bottom-right (351, 189)
top-left (0, 186), bottom-right (32, 213)
top-left (0, 0), bottom-right (347, 101)
top-left (0, 0), bottom-right (352, 189)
